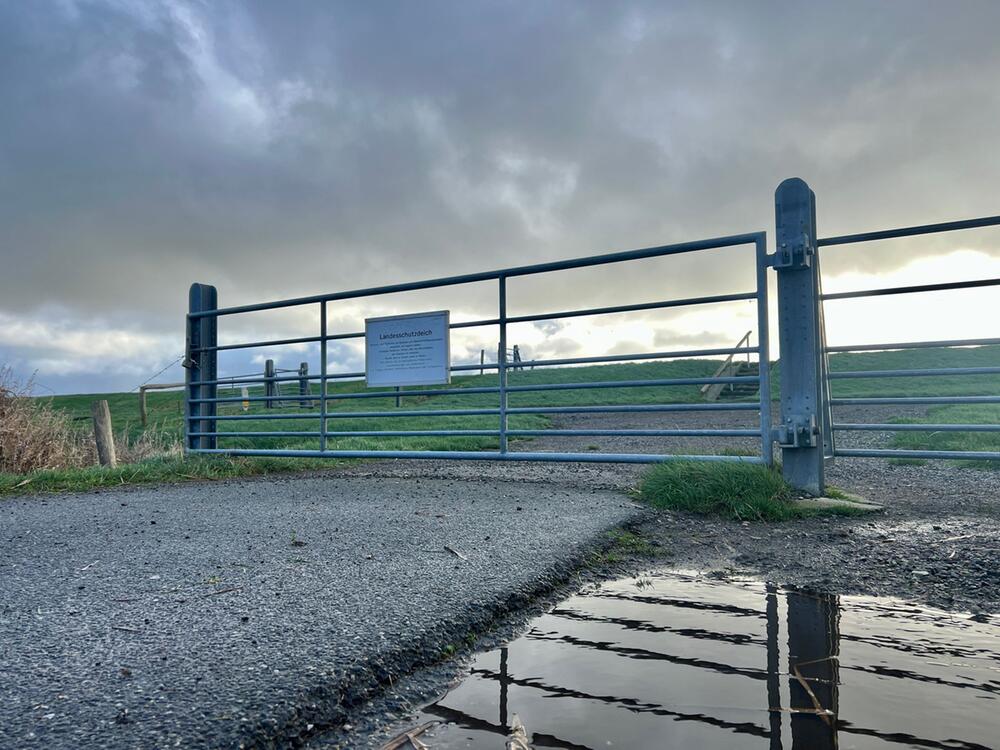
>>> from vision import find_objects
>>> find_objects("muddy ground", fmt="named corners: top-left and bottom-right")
top-left (318, 404), bottom-right (999, 748)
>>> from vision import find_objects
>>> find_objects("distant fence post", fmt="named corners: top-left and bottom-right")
top-left (91, 399), bottom-right (117, 468)
top-left (773, 178), bottom-right (831, 495)
top-left (298, 362), bottom-right (309, 408)
top-left (264, 359), bottom-right (276, 409)
top-left (138, 386), bottom-right (148, 428)
top-left (184, 283), bottom-right (218, 451)
top-left (480, 348), bottom-right (485, 376)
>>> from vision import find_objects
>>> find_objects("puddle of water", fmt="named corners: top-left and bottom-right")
top-left (411, 571), bottom-right (999, 749)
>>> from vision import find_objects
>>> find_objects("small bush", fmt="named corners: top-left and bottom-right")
top-left (639, 460), bottom-right (800, 521)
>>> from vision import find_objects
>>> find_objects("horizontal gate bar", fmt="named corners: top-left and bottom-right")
top-left (504, 292), bottom-right (757, 325)
top-left (830, 396), bottom-right (1000, 405)
top-left (822, 277), bottom-right (1000, 301)
top-left (504, 375), bottom-right (759, 392)
top-left (205, 334), bottom-right (323, 353)
top-left (325, 430), bottom-right (499, 437)
top-left (213, 412), bottom-right (322, 421)
top-left (194, 322), bottom-right (498, 354)
top-left (826, 337), bottom-right (1000, 353)
top-left (188, 448), bottom-right (765, 464)
top-left (507, 403), bottom-right (760, 414)
top-left (189, 373), bottom-right (322, 387)
top-left (192, 428), bottom-right (766, 438)
top-left (834, 448), bottom-right (1000, 461)
top-left (817, 214), bottom-right (1000, 247)
top-left (190, 431), bottom-right (321, 438)
top-left (211, 407), bottom-right (500, 420)
top-left (209, 404), bottom-right (760, 417)
top-left (195, 293), bottom-right (758, 352)
top-left (191, 385), bottom-right (501, 404)
top-left (192, 430), bottom-right (501, 438)
top-left (324, 385), bottom-right (499, 401)
top-left (833, 423), bottom-right (1000, 432)
top-left (190, 232), bottom-right (765, 318)
top-left (189, 361), bottom-right (498, 387)
top-left (515, 346), bottom-right (759, 369)
top-left (828, 366), bottom-right (1000, 379)
top-left (506, 429), bottom-right (760, 437)
top-left (194, 376), bottom-right (764, 403)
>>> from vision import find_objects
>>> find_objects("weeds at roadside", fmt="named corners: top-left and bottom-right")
top-left (637, 461), bottom-right (867, 522)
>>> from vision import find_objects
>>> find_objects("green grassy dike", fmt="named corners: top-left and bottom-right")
top-left (4, 344), bottom-right (997, 496)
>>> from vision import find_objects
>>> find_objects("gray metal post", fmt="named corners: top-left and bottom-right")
top-left (319, 302), bottom-right (327, 452)
top-left (264, 359), bottom-right (276, 409)
top-left (184, 283), bottom-right (217, 451)
top-left (773, 178), bottom-right (828, 495)
top-left (498, 277), bottom-right (508, 454)
top-left (298, 362), bottom-right (309, 408)
top-left (787, 591), bottom-right (840, 747)
top-left (755, 235), bottom-right (774, 467)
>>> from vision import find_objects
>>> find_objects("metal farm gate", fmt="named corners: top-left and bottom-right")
top-left (184, 177), bottom-right (1000, 495)
top-left (185, 233), bottom-right (774, 467)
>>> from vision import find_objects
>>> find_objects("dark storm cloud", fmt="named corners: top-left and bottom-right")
top-left (2, 0), bottom-right (1000, 391)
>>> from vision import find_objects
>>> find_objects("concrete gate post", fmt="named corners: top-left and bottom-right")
top-left (773, 178), bottom-right (832, 495)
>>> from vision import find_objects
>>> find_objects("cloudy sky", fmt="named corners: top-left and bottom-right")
top-left (2, 0), bottom-right (999, 394)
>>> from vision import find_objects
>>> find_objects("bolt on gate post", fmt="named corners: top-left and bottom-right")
top-left (185, 283), bottom-right (218, 451)
top-left (773, 178), bottom-right (833, 495)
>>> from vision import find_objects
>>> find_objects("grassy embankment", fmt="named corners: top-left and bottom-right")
top-left (4, 345), bottom-right (997, 495)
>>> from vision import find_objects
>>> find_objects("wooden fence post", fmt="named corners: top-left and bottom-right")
top-left (264, 359), bottom-right (276, 409)
top-left (298, 362), bottom-right (309, 408)
top-left (138, 387), bottom-right (148, 427)
top-left (91, 399), bottom-right (117, 468)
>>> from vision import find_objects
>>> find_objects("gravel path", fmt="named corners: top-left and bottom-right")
top-left (328, 404), bottom-right (1000, 612)
top-left (0, 477), bottom-right (639, 749)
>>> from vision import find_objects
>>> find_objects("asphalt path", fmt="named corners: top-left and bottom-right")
top-left (0, 476), bottom-right (640, 749)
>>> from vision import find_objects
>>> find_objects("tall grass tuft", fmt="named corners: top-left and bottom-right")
top-left (1, 367), bottom-right (182, 476)
top-left (0, 367), bottom-right (86, 473)
top-left (639, 460), bottom-right (799, 521)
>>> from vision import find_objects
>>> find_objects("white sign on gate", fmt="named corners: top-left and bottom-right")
top-left (365, 310), bottom-right (451, 388)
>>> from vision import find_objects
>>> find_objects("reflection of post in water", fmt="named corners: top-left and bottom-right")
top-left (787, 591), bottom-right (840, 749)
top-left (499, 647), bottom-right (509, 729)
top-left (765, 584), bottom-right (782, 750)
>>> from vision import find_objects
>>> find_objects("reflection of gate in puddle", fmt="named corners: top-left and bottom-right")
top-left (418, 575), bottom-right (998, 749)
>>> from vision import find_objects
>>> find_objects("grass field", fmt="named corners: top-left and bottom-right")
top-left (889, 404), bottom-right (1000, 467)
top-left (46, 343), bottom-right (1000, 433)
top-left (4, 344), bottom-right (996, 493)
top-left (43, 358), bottom-right (724, 452)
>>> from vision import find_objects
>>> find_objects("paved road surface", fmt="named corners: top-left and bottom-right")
top-left (0, 476), bottom-right (639, 749)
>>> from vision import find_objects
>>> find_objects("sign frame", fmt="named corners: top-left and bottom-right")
top-left (364, 310), bottom-right (451, 388)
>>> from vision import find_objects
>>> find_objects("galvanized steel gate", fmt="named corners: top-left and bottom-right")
top-left (185, 178), bottom-right (1000, 494)
top-left (186, 233), bottom-right (774, 466)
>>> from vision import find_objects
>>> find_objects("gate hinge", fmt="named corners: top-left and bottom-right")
top-left (772, 414), bottom-right (819, 448)
top-left (770, 232), bottom-right (814, 269)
